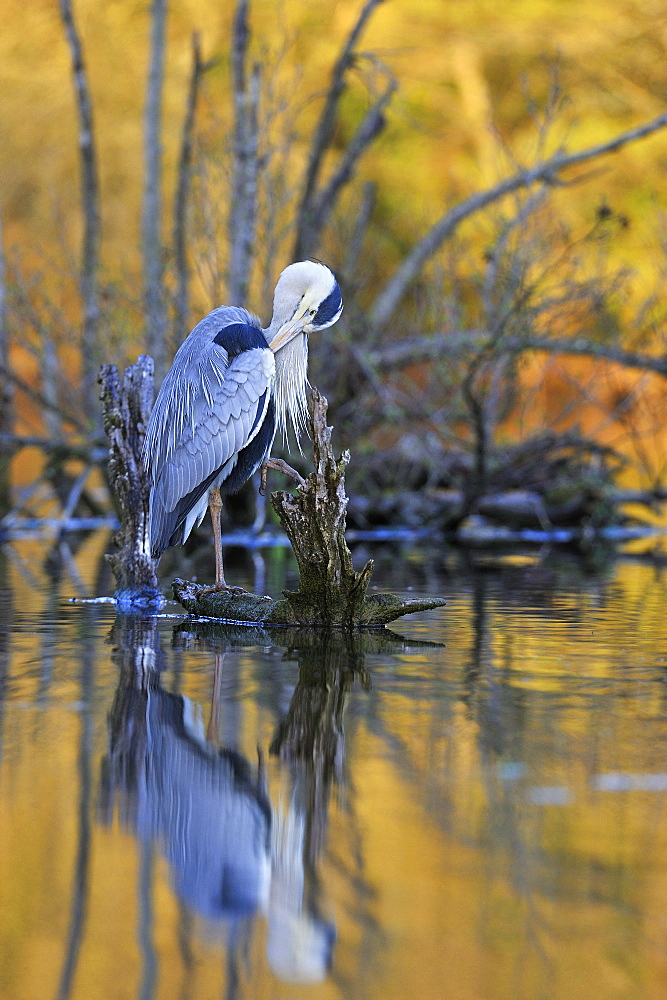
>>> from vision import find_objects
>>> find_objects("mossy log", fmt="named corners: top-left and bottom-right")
top-left (173, 389), bottom-right (446, 628)
top-left (173, 576), bottom-right (444, 627)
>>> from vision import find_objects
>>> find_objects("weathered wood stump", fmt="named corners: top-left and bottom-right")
top-left (99, 356), bottom-right (163, 608)
top-left (173, 389), bottom-right (446, 627)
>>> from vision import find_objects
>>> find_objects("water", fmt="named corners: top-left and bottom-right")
top-left (1, 535), bottom-right (667, 1000)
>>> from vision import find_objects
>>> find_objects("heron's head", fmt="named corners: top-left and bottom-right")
top-left (267, 261), bottom-right (343, 353)
top-left (266, 261), bottom-right (343, 444)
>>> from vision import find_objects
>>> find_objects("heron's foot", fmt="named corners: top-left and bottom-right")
top-left (198, 581), bottom-right (248, 596)
top-left (260, 458), bottom-right (306, 494)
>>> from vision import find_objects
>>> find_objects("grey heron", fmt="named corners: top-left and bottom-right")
top-left (143, 260), bottom-right (343, 589)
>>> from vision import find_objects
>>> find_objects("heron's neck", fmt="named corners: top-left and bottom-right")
top-left (270, 334), bottom-right (310, 445)
top-left (262, 297), bottom-right (296, 344)
top-left (262, 317), bottom-right (281, 343)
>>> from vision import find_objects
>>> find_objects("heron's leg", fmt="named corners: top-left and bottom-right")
top-left (208, 487), bottom-right (229, 589)
top-left (261, 457), bottom-right (306, 493)
top-left (206, 651), bottom-right (225, 744)
top-left (204, 488), bottom-right (247, 594)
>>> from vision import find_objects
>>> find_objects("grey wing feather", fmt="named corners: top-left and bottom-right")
top-left (143, 308), bottom-right (274, 550)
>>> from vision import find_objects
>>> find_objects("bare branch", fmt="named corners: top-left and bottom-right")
top-left (41, 335), bottom-right (63, 439)
top-left (369, 112), bottom-right (667, 330)
top-left (142, 0), bottom-right (169, 382)
top-left (306, 70), bottom-right (396, 246)
top-left (293, 0), bottom-right (386, 259)
top-left (344, 180), bottom-right (376, 281)
top-left (0, 362), bottom-right (88, 433)
top-left (58, 0), bottom-right (101, 423)
top-left (503, 334), bottom-right (667, 377)
top-left (228, 0), bottom-right (260, 306)
top-left (368, 329), bottom-right (667, 379)
top-left (0, 434), bottom-right (106, 458)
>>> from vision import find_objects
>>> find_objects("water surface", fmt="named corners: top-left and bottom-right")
top-left (1, 536), bottom-right (666, 1000)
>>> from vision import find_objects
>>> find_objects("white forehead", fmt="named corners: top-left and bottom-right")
top-left (274, 260), bottom-right (335, 305)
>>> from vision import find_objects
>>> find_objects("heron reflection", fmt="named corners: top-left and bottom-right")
top-left (101, 616), bottom-right (338, 986)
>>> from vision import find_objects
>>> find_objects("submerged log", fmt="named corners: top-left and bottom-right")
top-left (99, 356), bottom-right (163, 608)
top-left (173, 576), bottom-right (444, 627)
top-left (174, 389), bottom-right (446, 627)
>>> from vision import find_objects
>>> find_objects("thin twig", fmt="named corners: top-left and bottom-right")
top-left (0, 434), bottom-right (106, 459)
top-left (344, 181), bottom-right (376, 283)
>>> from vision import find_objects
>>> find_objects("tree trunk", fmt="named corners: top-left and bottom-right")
top-left (0, 212), bottom-right (12, 517)
top-left (173, 33), bottom-right (206, 355)
top-left (99, 356), bottom-right (163, 607)
top-left (142, 0), bottom-right (169, 384)
top-left (227, 0), bottom-right (260, 306)
top-left (59, 0), bottom-right (101, 425)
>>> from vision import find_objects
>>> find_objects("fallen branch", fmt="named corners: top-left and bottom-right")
top-left (1, 516), bottom-right (118, 539)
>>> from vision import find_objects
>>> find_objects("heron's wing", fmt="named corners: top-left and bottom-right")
top-left (144, 330), bottom-right (275, 547)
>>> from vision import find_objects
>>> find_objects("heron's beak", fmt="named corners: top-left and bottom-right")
top-left (268, 315), bottom-right (307, 353)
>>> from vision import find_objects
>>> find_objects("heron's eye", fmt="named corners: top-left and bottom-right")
top-left (309, 308), bottom-right (316, 317)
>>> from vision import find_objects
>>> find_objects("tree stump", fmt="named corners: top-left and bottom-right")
top-left (173, 389), bottom-right (446, 627)
top-left (99, 355), bottom-right (164, 608)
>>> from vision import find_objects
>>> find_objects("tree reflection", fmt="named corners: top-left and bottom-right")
top-left (266, 631), bottom-right (370, 982)
top-left (0, 548), bottom-right (10, 757)
top-left (269, 630), bottom-right (370, 864)
top-left (55, 605), bottom-right (96, 1000)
